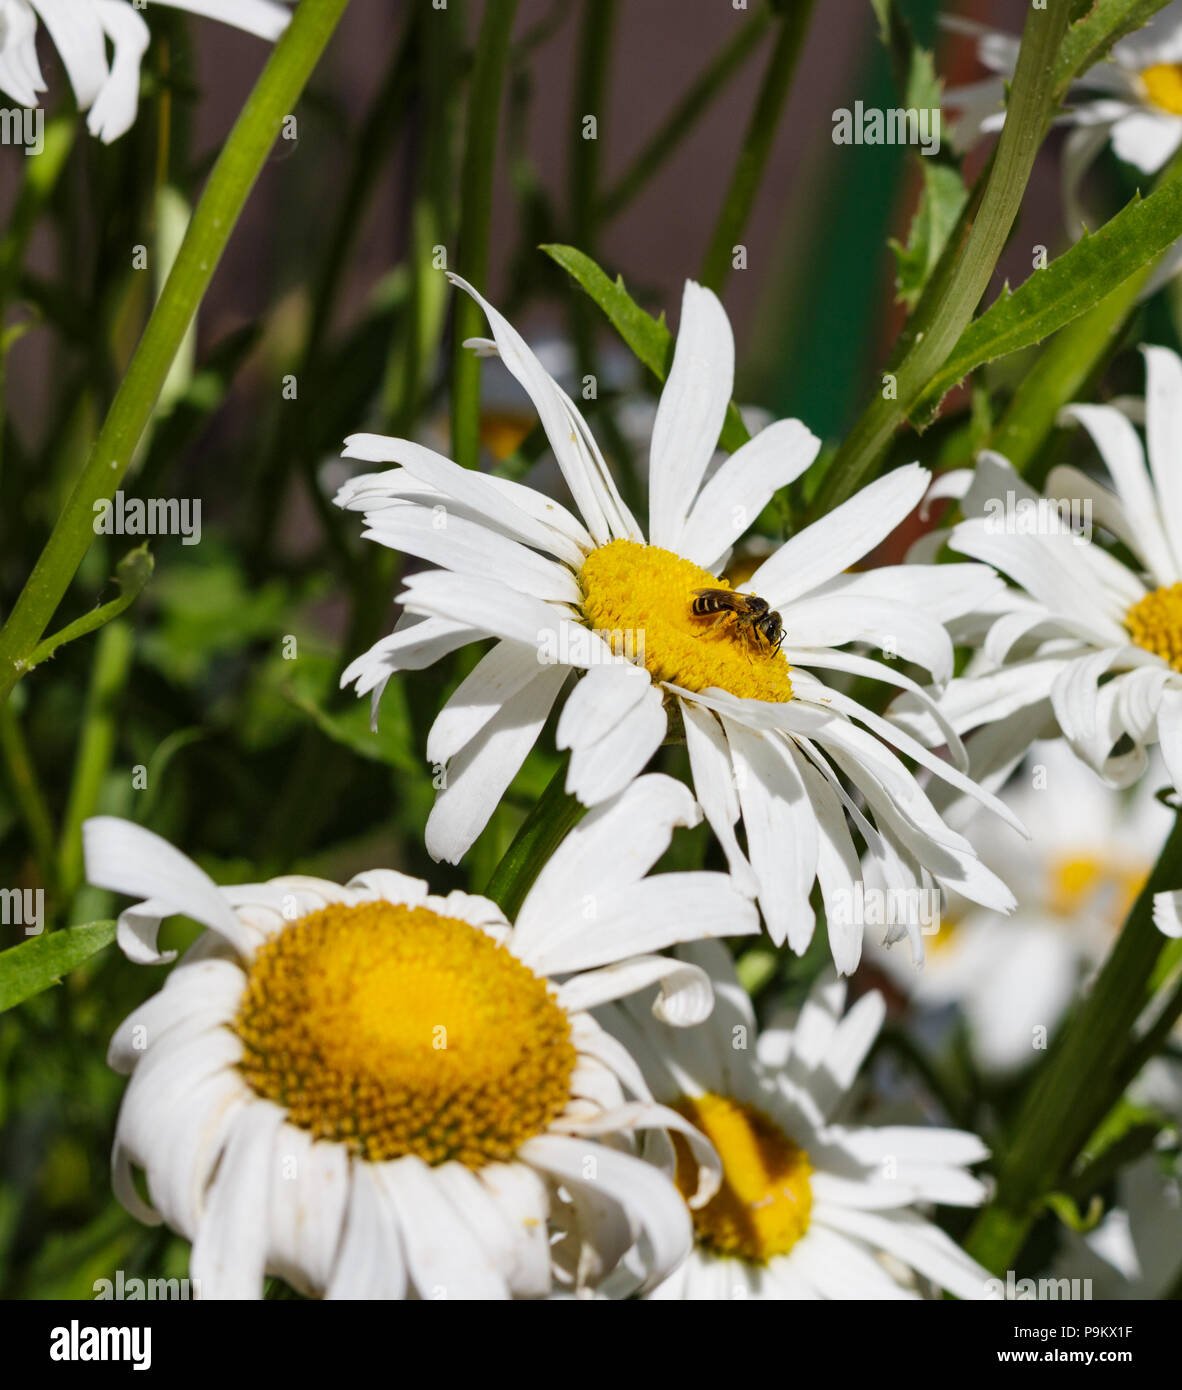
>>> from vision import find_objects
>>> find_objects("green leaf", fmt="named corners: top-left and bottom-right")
top-left (287, 669), bottom-right (419, 774)
top-left (914, 179), bottom-right (1182, 425)
top-left (0, 921), bottom-right (116, 1014)
top-left (26, 545), bottom-right (154, 672)
top-left (1053, 0), bottom-right (1176, 98)
top-left (539, 243), bottom-right (751, 452)
top-left (891, 162), bottom-right (969, 310)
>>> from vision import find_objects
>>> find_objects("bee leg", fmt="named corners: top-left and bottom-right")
top-left (693, 611), bottom-right (731, 639)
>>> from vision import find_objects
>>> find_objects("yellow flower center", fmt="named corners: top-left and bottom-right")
top-left (673, 1093), bottom-right (812, 1262)
top-left (1047, 854), bottom-right (1147, 925)
top-left (1141, 63), bottom-right (1182, 115)
top-left (578, 539), bottom-right (793, 702)
top-left (1125, 583), bottom-right (1182, 670)
top-left (924, 909), bottom-right (962, 957)
top-left (234, 901), bottom-right (576, 1168)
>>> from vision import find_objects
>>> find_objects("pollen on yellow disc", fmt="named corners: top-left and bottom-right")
top-left (1141, 63), bottom-right (1182, 115)
top-left (1126, 583), bottom-right (1182, 671)
top-left (234, 901), bottom-right (576, 1168)
top-left (672, 1093), bottom-right (812, 1262)
top-left (579, 539), bottom-right (793, 702)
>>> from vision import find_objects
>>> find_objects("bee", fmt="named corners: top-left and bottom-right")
top-left (691, 588), bottom-right (785, 656)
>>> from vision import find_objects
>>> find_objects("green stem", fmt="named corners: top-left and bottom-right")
top-left (25, 545), bottom-right (152, 672)
top-left (58, 621), bottom-right (134, 904)
top-left (698, 0), bottom-right (816, 294)
top-left (0, 0), bottom-right (351, 706)
top-left (965, 810), bottom-right (1182, 1275)
top-left (599, 7), bottom-right (772, 223)
top-left (815, 0), bottom-right (1072, 513)
top-left (451, 0), bottom-right (519, 470)
top-left (483, 760), bottom-right (586, 920)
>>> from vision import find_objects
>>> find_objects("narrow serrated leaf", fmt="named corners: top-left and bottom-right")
top-left (539, 243), bottom-right (750, 451)
top-left (0, 920), bottom-right (116, 1013)
top-left (1053, 0), bottom-right (1176, 98)
top-left (914, 179), bottom-right (1182, 425)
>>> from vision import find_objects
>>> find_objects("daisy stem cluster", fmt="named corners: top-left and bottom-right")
top-left (0, 0), bottom-right (352, 707)
top-left (967, 809), bottom-right (1182, 1275)
top-left (814, 0), bottom-right (1073, 514)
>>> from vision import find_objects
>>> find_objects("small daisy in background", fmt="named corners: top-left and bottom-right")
top-left (0, 0), bottom-right (291, 144)
top-left (868, 741), bottom-right (1173, 1076)
top-left (595, 943), bottom-right (993, 1299)
top-left (895, 348), bottom-right (1182, 802)
top-left (944, 5), bottom-right (1182, 236)
top-left (82, 774), bottom-right (761, 1299)
top-left (336, 275), bottom-right (1023, 975)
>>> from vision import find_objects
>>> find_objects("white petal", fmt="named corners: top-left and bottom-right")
top-left (83, 817), bottom-right (252, 962)
top-left (513, 774), bottom-right (700, 956)
top-left (376, 1155), bottom-right (509, 1298)
top-left (1063, 402), bottom-right (1178, 584)
top-left (725, 721), bottom-right (818, 952)
top-left (648, 281), bottom-right (735, 548)
top-left (1153, 890), bottom-right (1182, 938)
top-left (746, 463), bottom-right (930, 609)
top-left (680, 697), bottom-right (757, 895)
top-left (325, 1161), bottom-right (407, 1299)
top-left (190, 1099), bottom-right (285, 1299)
top-left (340, 615), bottom-right (477, 698)
top-left (153, 0), bottom-right (292, 41)
top-left (1110, 109), bottom-right (1182, 173)
top-left (783, 594), bottom-right (954, 684)
top-left (86, 0), bottom-right (149, 143)
top-left (425, 664), bottom-right (567, 863)
top-left (446, 275), bottom-right (621, 543)
top-left (813, 1204), bottom-right (992, 1300)
top-left (266, 1126), bottom-right (350, 1296)
top-left (556, 953), bottom-right (714, 1025)
top-left (1156, 683), bottom-right (1182, 797)
top-left (526, 871), bottom-right (759, 977)
top-left (520, 1133), bottom-right (692, 1292)
top-left (30, 0), bottom-right (107, 108)
top-left (564, 678), bottom-right (668, 805)
top-left (426, 640), bottom-right (542, 765)
top-left (1141, 345), bottom-right (1182, 575)
top-left (360, 503), bottom-right (580, 603)
top-left (677, 418), bottom-right (819, 569)
top-left (342, 433), bottom-right (586, 567)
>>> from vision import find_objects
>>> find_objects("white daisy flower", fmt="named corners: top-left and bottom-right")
top-left (335, 275), bottom-right (1022, 974)
top-left (0, 0), bottom-right (291, 144)
top-left (597, 942), bottom-right (994, 1299)
top-left (82, 774), bottom-right (761, 1300)
top-left (896, 348), bottom-right (1182, 805)
top-left (944, 6), bottom-right (1182, 188)
top-left (869, 741), bottom-right (1172, 1075)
